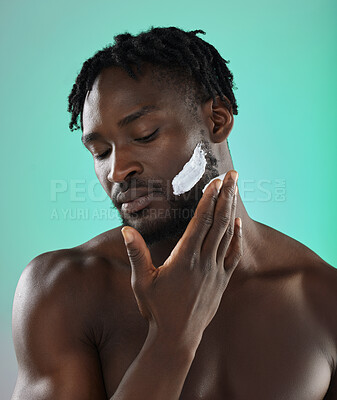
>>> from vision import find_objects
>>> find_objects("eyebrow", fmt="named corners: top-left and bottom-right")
top-left (81, 132), bottom-right (102, 146)
top-left (81, 105), bottom-right (159, 146)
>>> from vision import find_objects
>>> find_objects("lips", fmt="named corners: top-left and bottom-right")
top-left (117, 188), bottom-right (161, 213)
top-left (121, 193), bottom-right (157, 213)
top-left (117, 188), bottom-right (154, 204)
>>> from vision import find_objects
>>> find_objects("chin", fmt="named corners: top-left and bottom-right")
top-left (120, 206), bottom-right (193, 246)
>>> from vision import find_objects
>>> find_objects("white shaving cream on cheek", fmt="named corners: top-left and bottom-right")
top-left (172, 142), bottom-right (207, 196)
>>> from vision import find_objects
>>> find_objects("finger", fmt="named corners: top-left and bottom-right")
top-left (223, 217), bottom-right (243, 274)
top-left (170, 178), bottom-right (222, 260)
top-left (121, 226), bottom-right (155, 289)
top-left (216, 185), bottom-right (238, 264)
top-left (201, 170), bottom-right (238, 260)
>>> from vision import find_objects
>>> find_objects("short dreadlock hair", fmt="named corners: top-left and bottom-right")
top-left (67, 26), bottom-right (238, 132)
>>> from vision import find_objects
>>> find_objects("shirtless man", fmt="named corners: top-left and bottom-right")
top-left (11, 27), bottom-right (337, 399)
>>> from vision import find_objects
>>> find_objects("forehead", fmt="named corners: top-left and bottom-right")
top-left (82, 66), bottom-right (183, 129)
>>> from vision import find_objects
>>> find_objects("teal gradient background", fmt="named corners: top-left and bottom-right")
top-left (1, 0), bottom-right (336, 397)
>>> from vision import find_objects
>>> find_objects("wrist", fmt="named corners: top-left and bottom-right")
top-left (147, 322), bottom-right (202, 358)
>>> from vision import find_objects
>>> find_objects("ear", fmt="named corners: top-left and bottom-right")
top-left (201, 96), bottom-right (234, 143)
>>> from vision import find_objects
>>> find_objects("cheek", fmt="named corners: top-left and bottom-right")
top-left (171, 142), bottom-right (207, 195)
top-left (94, 163), bottom-right (111, 193)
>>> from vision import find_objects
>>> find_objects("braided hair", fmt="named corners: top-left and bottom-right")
top-left (67, 26), bottom-right (238, 132)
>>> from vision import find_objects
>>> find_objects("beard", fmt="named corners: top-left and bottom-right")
top-left (111, 140), bottom-right (220, 247)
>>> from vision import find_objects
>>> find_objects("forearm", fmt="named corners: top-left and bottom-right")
top-left (110, 328), bottom-right (201, 400)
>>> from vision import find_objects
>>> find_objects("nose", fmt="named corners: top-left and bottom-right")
top-left (107, 145), bottom-right (143, 183)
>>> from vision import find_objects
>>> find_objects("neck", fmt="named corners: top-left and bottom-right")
top-left (146, 189), bottom-right (263, 279)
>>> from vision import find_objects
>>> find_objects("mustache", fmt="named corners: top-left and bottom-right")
top-left (111, 179), bottom-right (208, 212)
top-left (111, 178), bottom-right (166, 203)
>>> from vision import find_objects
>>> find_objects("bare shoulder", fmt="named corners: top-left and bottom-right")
top-left (280, 229), bottom-right (337, 352)
top-left (300, 260), bottom-right (337, 397)
top-left (15, 243), bottom-right (112, 307)
top-left (11, 230), bottom-right (125, 399)
top-left (301, 259), bottom-right (337, 337)
top-left (13, 227), bottom-right (125, 346)
top-left (257, 223), bottom-right (337, 372)
top-left (259, 223), bottom-right (337, 317)
top-left (13, 249), bottom-right (108, 350)
top-left (17, 225), bottom-right (124, 293)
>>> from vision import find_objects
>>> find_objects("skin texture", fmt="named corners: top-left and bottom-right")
top-left (11, 66), bottom-right (337, 399)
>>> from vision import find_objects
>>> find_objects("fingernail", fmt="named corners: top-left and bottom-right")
top-left (225, 170), bottom-right (238, 184)
top-left (230, 170), bottom-right (238, 183)
top-left (215, 179), bottom-right (223, 193)
top-left (121, 227), bottom-right (133, 244)
top-left (235, 185), bottom-right (238, 195)
top-left (237, 217), bottom-right (242, 228)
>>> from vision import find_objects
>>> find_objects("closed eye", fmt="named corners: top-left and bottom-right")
top-left (94, 149), bottom-right (110, 160)
top-left (135, 128), bottom-right (159, 142)
top-left (94, 129), bottom-right (159, 160)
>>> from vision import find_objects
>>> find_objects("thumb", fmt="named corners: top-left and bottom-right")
top-left (121, 226), bottom-right (154, 286)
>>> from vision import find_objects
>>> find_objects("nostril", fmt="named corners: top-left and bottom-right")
top-left (108, 172), bottom-right (138, 188)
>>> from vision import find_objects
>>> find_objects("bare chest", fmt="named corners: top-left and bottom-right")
top-left (98, 278), bottom-right (332, 399)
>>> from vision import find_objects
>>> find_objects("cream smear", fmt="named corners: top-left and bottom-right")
top-left (202, 172), bottom-right (228, 193)
top-left (172, 142), bottom-right (207, 196)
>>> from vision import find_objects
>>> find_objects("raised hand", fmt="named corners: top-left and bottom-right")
top-left (121, 170), bottom-right (242, 345)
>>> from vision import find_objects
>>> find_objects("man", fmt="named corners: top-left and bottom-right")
top-left (12, 27), bottom-right (337, 399)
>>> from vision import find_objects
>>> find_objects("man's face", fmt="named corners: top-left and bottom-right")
top-left (82, 66), bottom-right (219, 245)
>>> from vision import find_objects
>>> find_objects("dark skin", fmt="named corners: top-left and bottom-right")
top-left (12, 66), bottom-right (337, 399)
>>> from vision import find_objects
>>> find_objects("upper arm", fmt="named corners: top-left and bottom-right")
top-left (324, 266), bottom-right (337, 399)
top-left (305, 263), bottom-right (337, 399)
top-left (11, 252), bottom-right (108, 400)
top-left (324, 369), bottom-right (337, 399)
